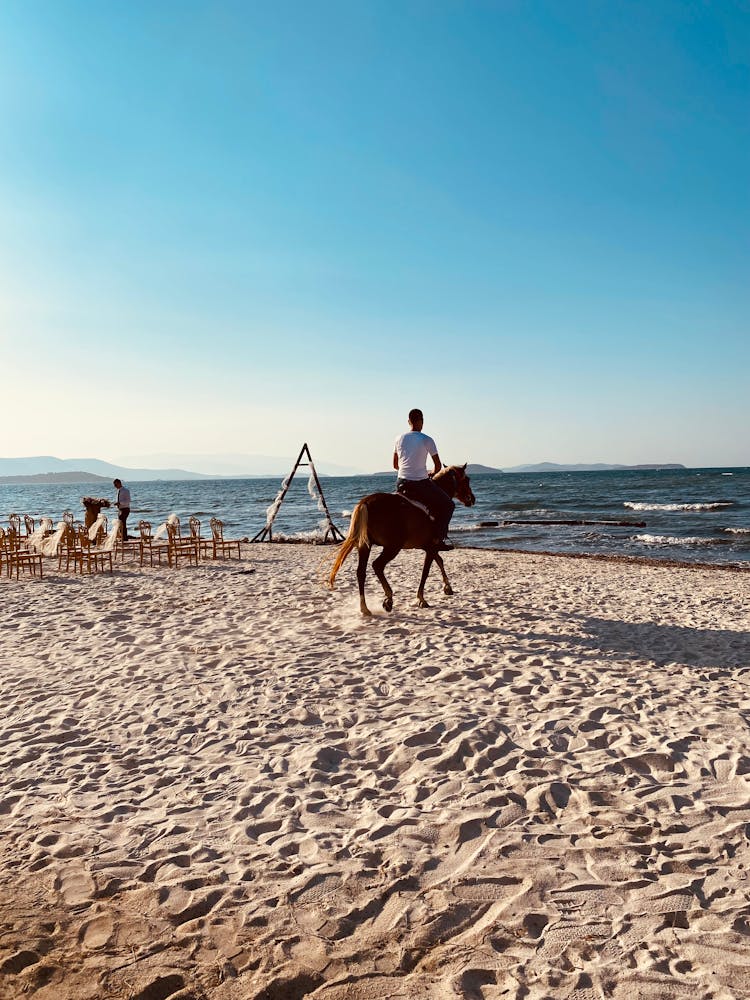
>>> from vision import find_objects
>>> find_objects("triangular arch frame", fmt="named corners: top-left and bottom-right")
top-left (251, 443), bottom-right (346, 543)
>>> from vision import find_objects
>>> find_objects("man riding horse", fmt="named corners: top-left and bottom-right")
top-left (329, 407), bottom-right (475, 614)
top-left (393, 408), bottom-right (455, 551)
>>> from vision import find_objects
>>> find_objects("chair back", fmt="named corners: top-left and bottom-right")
top-left (139, 520), bottom-right (153, 542)
top-left (62, 522), bottom-right (79, 550)
top-left (63, 510), bottom-right (75, 526)
top-left (210, 518), bottom-right (225, 542)
top-left (96, 515), bottom-right (108, 546)
top-left (189, 516), bottom-right (202, 540)
top-left (24, 515), bottom-right (35, 536)
top-left (5, 519), bottom-right (21, 551)
top-left (0, 526), bottom-right (14, 559)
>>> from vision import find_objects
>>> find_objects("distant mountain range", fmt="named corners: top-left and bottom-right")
top-left (114, 452), bottom-right (364, 477)
top-left (0, 471), bottom-right (112, 485)
top-left (0, 456), bottom-right (214, 484)
top-left (0, 453), bottom-right (362, 484)
top-left (503, 462), bottom-right (686, 473)
top-left (0, 456), bottom-right (688, 485)
top-left (372, 463), bottom-right (504, 477)
top-left (373, 461), bottom-right (687, 477)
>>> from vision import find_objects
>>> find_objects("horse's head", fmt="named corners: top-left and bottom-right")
top-left (437, 464), bottom-right (476, 507)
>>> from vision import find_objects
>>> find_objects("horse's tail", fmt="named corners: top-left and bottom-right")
top-left (328, 501), bottom-right (369, 589)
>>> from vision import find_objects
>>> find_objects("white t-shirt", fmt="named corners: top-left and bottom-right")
top-left (394, 431), bottom-right (438, 481)
top-left (117, 486), bottom-right (131, 508)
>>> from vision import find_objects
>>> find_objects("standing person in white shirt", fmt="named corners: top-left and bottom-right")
top-left (393, 408), bottom-right (455, 550)
top-left (113, 479), bottom-right (132, 541)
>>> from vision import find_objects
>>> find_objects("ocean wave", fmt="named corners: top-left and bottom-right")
top-left (270, 529), bottom-right (327, 542)
top-left (449, 523), bottom-right (484, 533)
top-left (624, 501), bottom-right (735, 512)
top-left (633, 533), bottom-right (727, 547)
top-left (498, 508), bottom-right (552, 518)
top-left (722, 527), bottom-right (750, 535)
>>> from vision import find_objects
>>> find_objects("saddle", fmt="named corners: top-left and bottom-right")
top-left (395, 491), bottom-right (434, 520)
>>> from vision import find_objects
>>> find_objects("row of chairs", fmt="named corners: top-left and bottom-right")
top-left (139, 517), bottom-right (242, 567)
top-left (1, 513), bottom-right (243, 579)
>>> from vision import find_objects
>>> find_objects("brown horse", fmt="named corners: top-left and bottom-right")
top-left (329, 465), bottom-right (476, 615)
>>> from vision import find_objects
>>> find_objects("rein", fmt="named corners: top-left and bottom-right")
top-left (436, 467), bottom-right (458, 497)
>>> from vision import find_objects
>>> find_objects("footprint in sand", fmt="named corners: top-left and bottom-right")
top-left (290, 873), bottom-right (343, 906)
top-left (79, 911), bottom-right (114, 949)
top-left (131, 973), bottom-right (185, 1000)
top-left (54, 866), bottom-right (96, 906)
top-left (158, 885), bottom-right (226, 925)
top-left (0, 949), bottom-right (41, 974)
top-left (452, 876), bottom-right (524, 903)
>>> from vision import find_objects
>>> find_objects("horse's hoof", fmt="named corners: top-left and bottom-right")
top-left (383, 597), bottom-right (393, 612)
top-left (418, 598), bottom-right (430, 608)
top-left (361, 605), bottom-right (372, 617)
top-left (444, 585), bottom-right (454, 596)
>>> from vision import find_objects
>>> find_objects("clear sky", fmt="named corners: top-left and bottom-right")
top-left (1, 1), bottom-right (747, 473)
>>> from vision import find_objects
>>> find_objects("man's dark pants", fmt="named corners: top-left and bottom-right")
top-left (397, 479), bottom-right (454, 538)
top-left (119, 508), bottom-right (130, 541)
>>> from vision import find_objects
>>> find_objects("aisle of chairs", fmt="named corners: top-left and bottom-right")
top-left (0, 508), bottom-right (244, 580)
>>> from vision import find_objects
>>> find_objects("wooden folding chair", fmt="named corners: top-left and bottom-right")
top-left (210, 518), bottom-right (242, 559)
top-left (166, 520), bottom-right (199, 567)
top-left (138, 520), bottom-right (170, 567)
top-left (77, 525), bottom-right (113, 574)
top-left (0, 526), bottom-right (44, 579)
top-left (57, 522), bottom-right (83, 573)
top-left (189, 517), bottom-right (213, 559)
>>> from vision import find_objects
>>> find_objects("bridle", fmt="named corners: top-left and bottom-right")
top-left (435, 466), bottom-right (457, 495)
top-left (436, 466), bottom-right (473, 504)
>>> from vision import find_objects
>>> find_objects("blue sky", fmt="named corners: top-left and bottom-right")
top-left (1, 1), bottom-right (747, 473)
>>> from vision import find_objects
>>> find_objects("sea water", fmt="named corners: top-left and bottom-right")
top-left (2, 467), bottom-right (749, 565)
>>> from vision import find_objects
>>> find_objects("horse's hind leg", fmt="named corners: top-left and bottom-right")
top-left (372, 546), bottom-right (399, 612)
top-left (356, 545), bottom-right (372, 616)
top-left (417, 551), bottom-right (436, 608)
top-left (434, 553), bottom-right (453, 595)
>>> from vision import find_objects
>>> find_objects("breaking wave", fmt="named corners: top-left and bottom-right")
top-left (624, 501), bottom-right (735, 512)
top-left (633, 533), bottom-right (728, 547)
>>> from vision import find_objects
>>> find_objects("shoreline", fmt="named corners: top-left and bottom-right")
top-left (463, 543), bottom-right (750, 573)
top-left (2, 544), bottom-right (750, 997)
top-left (5, 538), bottom-right (750, 581)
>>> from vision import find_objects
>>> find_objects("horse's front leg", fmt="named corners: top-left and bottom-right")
top-left (356, 545), bottom-right (372, 616)
top-left (434, 553), bottom-right (453, 596)
top-left (417, 550), bottom-right (436, 608)
top-left (372, 545), bottom-right (399, 612)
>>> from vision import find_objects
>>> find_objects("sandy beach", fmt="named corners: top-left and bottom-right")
top-left (2, 544), bottom-right (750, 999)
